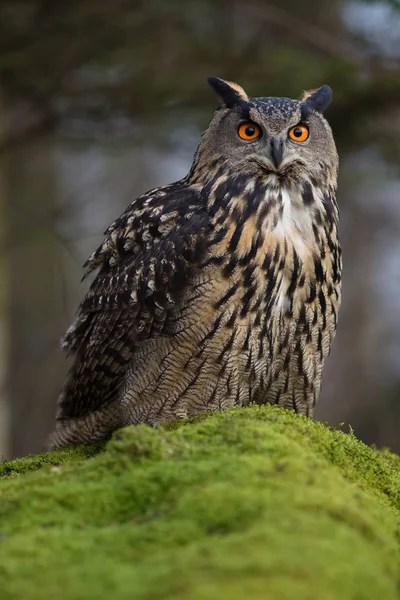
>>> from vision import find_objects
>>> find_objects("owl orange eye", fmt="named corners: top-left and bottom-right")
top-left (288, 124), bottom-right (309, 142)
top-left (238, 122), bottom-right (262, 141)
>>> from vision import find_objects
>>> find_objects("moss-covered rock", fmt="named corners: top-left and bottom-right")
top-left (0, 405), bottom-right (399, 600)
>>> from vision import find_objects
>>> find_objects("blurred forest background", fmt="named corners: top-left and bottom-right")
top-left (0, 0), bottom-right (399, 459)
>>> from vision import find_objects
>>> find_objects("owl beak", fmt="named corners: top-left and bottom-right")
top-left (270, 138), bottom-right (284, 169)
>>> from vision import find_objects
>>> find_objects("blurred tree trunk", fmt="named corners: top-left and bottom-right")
top-left (7, 138), bottom-right (66, 457)
top-left (0, 93), bottom-right (11, 459)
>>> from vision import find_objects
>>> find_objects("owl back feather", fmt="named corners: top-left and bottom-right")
top-left (58, 182), bottom-right (211, 420)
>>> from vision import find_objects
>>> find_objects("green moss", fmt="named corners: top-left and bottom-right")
top-left (0, 441), bottom-right (105, 479)
top-left (0, 405), bottom-right (399, 600)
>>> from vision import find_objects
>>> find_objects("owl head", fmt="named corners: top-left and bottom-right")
top-left (195, 77), bottom-right (338, 188)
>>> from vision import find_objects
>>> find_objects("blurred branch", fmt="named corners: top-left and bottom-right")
top-left (246, 3), bottom-right (363, 66)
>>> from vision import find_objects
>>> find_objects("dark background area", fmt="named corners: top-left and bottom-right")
top-left (0, 0), bottom-right (399, 459)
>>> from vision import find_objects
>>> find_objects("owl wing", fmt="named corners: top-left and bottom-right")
top-left (57, 181), bottom-right (211, 420)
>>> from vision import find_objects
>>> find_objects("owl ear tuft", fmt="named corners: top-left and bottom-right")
top-left (301, 85), bottom-right (332, 116)
top-left (207, 77), bottom-right (249, 108)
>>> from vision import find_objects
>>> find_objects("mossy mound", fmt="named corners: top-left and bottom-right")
top-left (0, 405), bottom-right (399, 600)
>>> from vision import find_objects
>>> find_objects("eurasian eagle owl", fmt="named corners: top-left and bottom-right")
top-left (51, 77), bottom-right (341, 448)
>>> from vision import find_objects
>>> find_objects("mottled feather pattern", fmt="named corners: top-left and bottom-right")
top-left (58, 183), bottom-right (211, 420)
top-left (51, 79), bottom-right (341, 448)
top-left (81, 184), bottom-right (206, 280)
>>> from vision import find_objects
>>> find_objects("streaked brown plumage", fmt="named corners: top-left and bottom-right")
top-left (51, 77), bottom-right (341, 448)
